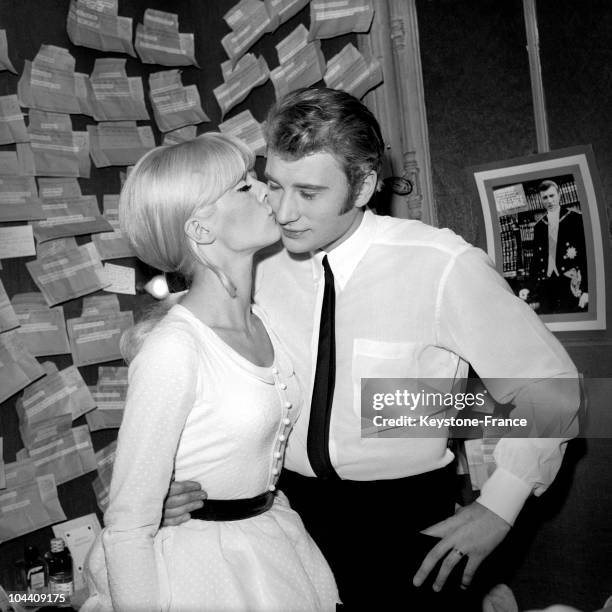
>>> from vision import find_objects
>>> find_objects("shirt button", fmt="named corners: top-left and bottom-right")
top-left (284, 402), bottom-right (292, 409)
top-left (272, 367), bottom-right (279, 375)
top-left (279, 434), bottom-right (286, 442)
top-left (272, 468), bottom-right (279, 475)
top-left (268, 485), bottom-right (276, 492)
top-left (279, 383), bottom-right (287, 390)
top-left (283, 418), bottom-right (291, 425)
top-left (274, 451), bottom-right (282, 459)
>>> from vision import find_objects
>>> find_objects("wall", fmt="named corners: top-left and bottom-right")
top-left (417, 0), bottom-right (612, 609)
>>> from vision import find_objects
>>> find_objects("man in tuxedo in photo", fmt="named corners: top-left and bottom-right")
top-left (530, 179), bottom-right (588, 314)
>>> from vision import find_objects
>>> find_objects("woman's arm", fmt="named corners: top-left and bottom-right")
top-left (102, 326), bottom-right (199, 611)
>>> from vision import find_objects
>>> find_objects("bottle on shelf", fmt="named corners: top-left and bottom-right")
top-left (45, 537), bottom-right (73, 606)
top-left (23, 544), bottom-right (46, 594)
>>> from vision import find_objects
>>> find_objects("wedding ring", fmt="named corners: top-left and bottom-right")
top-left (452, 548), bottom-right (466, 557)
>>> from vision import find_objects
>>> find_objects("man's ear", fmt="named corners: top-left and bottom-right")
top-left (354, 171), bottom-right (378, 209)
top-left (184, 217), bottom-right (215, 245)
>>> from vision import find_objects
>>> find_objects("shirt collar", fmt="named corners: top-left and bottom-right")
top-left (312, 209), bottom-right (378, 290)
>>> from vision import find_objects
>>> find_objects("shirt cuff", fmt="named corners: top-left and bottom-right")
top-left (476, 467), bottom-right (533, 526)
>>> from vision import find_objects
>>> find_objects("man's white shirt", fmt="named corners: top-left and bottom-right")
top-left (254, 210), bottom-right (579, 525)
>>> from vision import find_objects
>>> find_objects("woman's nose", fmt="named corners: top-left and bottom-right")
top-left (253, 179), bottom-right (268, 203)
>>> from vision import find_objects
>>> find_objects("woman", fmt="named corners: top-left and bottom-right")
top-left (82, 134), bottom-right (339, 611)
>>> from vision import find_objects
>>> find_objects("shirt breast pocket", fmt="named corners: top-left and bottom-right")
top-left (351, 338), bottom-right (467, 420)
top-left (351, 339), bottom-right (420, 419)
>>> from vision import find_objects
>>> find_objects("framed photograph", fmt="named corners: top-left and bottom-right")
top-left (472, 145), bottom-right (607, 331)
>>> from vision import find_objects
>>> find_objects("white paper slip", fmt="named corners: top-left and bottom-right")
top-left (135, 9), bottom-right (199, 67)
top-left (221, 1), bottom-right (278, 66)
top-left (219, 110), bottom-right (266, 157)
top-left (309, 0), bottom-right (375, 40)
top-left (162, 125), bottom-right (197, 145)
top-left (90, 58), bottom-right (149, 121)
top-left (0, 29), bottom-right (16, 73)
top-left (0, 94), bottom-right (29, 145)
top-left (265, 0), bottom-right (309, 25)
top-left (149, 70), bottom-right (209, 133)
top-left (0, 225), bottom-right (36, 259)
top-left (26, 242), bottom-right (110, 307)
top-left (0, 176), bottom-right (45, 222)
top-left (103, 263), bottom-right (135, 295)
top-left (66, 0), bottom-right (136, 57)
top-left (323, 43), bottom-right (383, 100)
top-left (0, 279), bottom-right (19, 333)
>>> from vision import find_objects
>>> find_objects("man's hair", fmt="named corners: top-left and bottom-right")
top-left (537, 179), bottom-right (560, 194)
top-left (264, 87), bottom-right (385, 211)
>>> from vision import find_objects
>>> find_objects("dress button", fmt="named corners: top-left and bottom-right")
top-left (283, 418), bottom-right (291, 425)
top-left (268, 485), bottom-right (276, 492)
top-left (279, 434), bottom-right (286, 442)
top-left (279, 383), bottom-right (287, 390)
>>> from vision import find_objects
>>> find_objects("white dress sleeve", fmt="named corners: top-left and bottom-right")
top-left (101, 325), bottom-right (199, 611)
top-left (437, 247), bottom-right (580, 525)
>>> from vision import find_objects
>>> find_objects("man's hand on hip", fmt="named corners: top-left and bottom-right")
top-left (412, 501), bottom-right (511, 592)
top-left (162, 480), bottom-right (207, 527)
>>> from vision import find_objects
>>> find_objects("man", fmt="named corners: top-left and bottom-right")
top-left (164, 88), bottom-right (579, 610)
top-left (530, 179), bottom-right (588, 314)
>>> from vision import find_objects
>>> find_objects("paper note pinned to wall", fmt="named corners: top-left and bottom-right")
top-left (0, 29), bottom-right (16, 73)
top-left (102, 262), bottom-right (135, 295)
top-left (162, 125), bottom-right (197, 145)
top-left (219, 110), bottom-right (266, 157)
top-left (0, 279), bottom-right (19, 333)
top-left (0, 225), bottom-right (36, 259)
top-left (309, 0), bottom-right (375, 40)
top-left (0, 94), bottom-right (28, 145)
top-left (214, 54), bottom-right (270, 117)
top-left (0, 177), bottom-right (45, 222)
top-left (323, 43), bottom-right (383, 100)
top-left (26, 242), bottom-right (110, 306)
top-left (18, 46), bottom-right (93, 116)
top-left (0, 144), bottom-right (37, 177)
top-left (0, 470), bottom-right (66, 543)
top-left (222, 0), bottom-right (278, 66)
top-left (88, 121), bottom-right (155, 167)
top-left (135, 9), bottom-right (199, 67)
top-left (265, 0), bottom-right (310, 26)
top-left (66, 0), bottom-right (135, 57)
top-left (270, 35), bottom-right (325, 99)
top-left (90, 58), bottom-right (149, 122)
top-left (27, 110), bottom-right (91, 178)
top-left (149, 70), bottom-right (209, 133)
top-left (92, 194), bottom-right (135, 260)
top-left (12, 297), bottom-right (71, 357)
top-left (66, 305), bottom-right (133, 366)
top-left (0, 330), bottom-right (45, 404)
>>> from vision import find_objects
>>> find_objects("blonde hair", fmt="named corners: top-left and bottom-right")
top-left (120, 132), bottom-right (254, 278)
top-left (119, 133), bottom-right (254, 362)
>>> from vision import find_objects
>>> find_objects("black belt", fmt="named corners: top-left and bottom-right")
top-left (190, 491), bottom-right (275, 521)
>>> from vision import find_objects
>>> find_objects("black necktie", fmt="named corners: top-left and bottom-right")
top-left (307, 255), bottom-right (340, 480)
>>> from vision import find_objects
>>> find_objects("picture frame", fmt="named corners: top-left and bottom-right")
top-left (472, 145), bottom-right (607, 331)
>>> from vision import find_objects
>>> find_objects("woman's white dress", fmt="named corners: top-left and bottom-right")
top-left (82, 304), bottom-right (339, 611)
